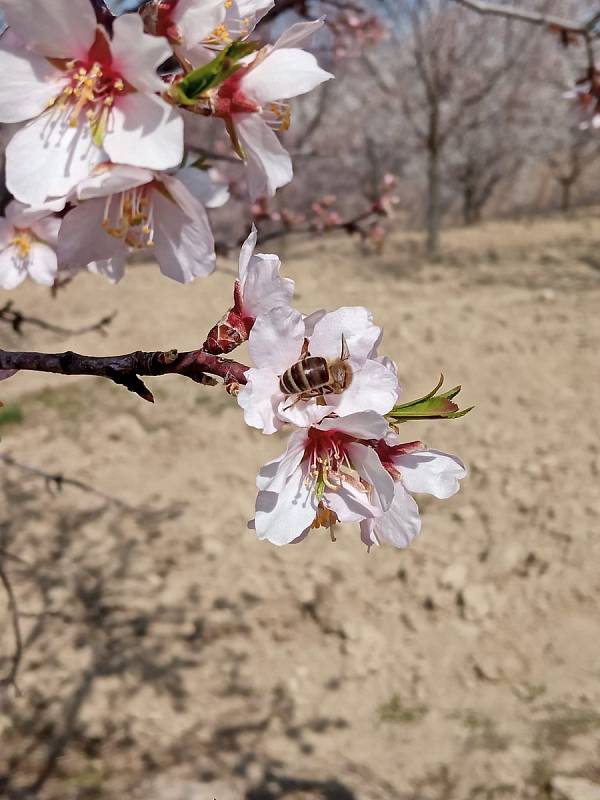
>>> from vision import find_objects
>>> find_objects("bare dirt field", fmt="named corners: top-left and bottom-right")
top-left (1, 211), bottom-right (599, 800)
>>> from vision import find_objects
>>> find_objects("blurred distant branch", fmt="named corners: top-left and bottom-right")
top-left (452, 0), bottom-right (600, 36)
top-left (1, 453), bottom-right (142, 512)
top-left (0, 558), bottom-right (23, 694)
top-left (0, 301), bottom-right (117, 338)
top-left (0, 453), bottom-right (184, 520)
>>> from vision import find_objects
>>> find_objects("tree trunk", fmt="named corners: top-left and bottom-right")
top-left (426, 109), bottom-right (441, 259)
top-left (463, 183), bottom-right (476, 225)
top-left (559, 177), bottom-right (573, 212)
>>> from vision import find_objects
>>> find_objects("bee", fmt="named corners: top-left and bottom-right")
top-left (279, 336), bottom-right (353, 405)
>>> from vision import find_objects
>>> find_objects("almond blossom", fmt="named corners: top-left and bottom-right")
top-left (140, 0), bottom-right (225, 50)
top-left (210, 19), bottom-right (333, 199)
top-left (252, 412), bottom-right (395, 546)
top-left (0, 200), bottom-right (60, 289)
top-left (186, 0), bottom-right (274, 61)
top-left (237, 305), bottom-right (400, 434)
top-left (0, 0), bottom-right (182, 205)
top-left (359, 436), bottom-right (467, 550)
top-left (204, 224), bottom-right (294, 353)
top-left (57, 163), bottom-right (227, 283)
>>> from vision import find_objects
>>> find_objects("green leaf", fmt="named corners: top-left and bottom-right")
top-left (174, 40), bottom-right (260, 104)
top-left (387, 375), bottom-right (473, 422)
top-left (393, 374), bottom-right (444, 410)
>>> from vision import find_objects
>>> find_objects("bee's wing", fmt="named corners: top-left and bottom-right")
top-left (340, 333), bottom-right (350, 361)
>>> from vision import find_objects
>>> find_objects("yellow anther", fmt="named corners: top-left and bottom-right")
top-left (10, 232), bottom-right (32, 259)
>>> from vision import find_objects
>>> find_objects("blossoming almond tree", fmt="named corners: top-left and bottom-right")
top-left (0, 0), bottom-right (472, 556)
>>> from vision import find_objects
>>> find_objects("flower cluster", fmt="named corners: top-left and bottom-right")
top-left (0, 0), bottom-right (332, 288)
top-left (0, 1), bottom-right (470, 554)
top-left (219, 231), bottom-right (468, 549)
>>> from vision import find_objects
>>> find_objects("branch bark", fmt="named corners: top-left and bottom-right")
top-left (0, 348), bottom-right (249, 402)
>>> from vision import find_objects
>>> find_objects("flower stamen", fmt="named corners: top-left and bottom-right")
top-left (102, 187), bottom-right (156, 249)
top-left (10, 231), bottom-right (32, 259)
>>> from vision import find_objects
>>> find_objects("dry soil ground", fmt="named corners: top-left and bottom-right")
top-left (0, 212), bottom-right (599, 800)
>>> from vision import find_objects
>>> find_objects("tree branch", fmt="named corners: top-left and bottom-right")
top-left (0, 348), bottom-right (249, 403)
top-left (452, 0), bottom-right (600, 36)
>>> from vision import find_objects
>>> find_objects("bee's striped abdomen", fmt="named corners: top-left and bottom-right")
top-left (279, 356), bottom-right (330, 395)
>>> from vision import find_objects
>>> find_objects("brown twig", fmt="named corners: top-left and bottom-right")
top-left (452, 0), bottom-right (600, 36)
top-left (0, 301), bottom-right (117, 338)
top-left (0, 347), bottom-right (248, 402)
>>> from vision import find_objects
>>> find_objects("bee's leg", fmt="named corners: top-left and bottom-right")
top-left (282, 388), bottom-right (322, 411)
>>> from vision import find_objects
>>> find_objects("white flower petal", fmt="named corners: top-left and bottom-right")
top-left (0, 0), bottom-right (96, 58)
top-left (237, 367), bottom-right (284, 435)
top-left (316, 411), bottom-right (390, 440)
top-left (242, 254), bottom-right (294, 317)
top-left (359, 519), bottom-right (379, 550)
top-left (234, 0), bottom-right (273, 27)
top-left (302, 308), bottom-right (327, 336)
top-left (272, 18), bottom-right (325, 50)
top-left (329, 359), bottom-right (399, 417)
top-left (159, 172), bottom-right (210, 222)
top-left (373, 483), bottom-right (421, 549)
top-left (325, 482), bottom-right (379, 523)
top-left (238, 224), bottom-right (258, 283)
top-left (243, 47), bottom-right (332, 104)
top-left (0, 219), bottom-right (15, 249)
top-left (75, 164), bottom-right (153, 200)
top-left (346, 442), bottom-right (395, 513)
top-left (7, 198), bottom-right (64, 229)
top-left (31, 215), bottom-right (61, 246)
top-left (57, 199), bottom-right (125, 271)
top-left (248, 306), bottom-right (304, 373)
top-left (396, 450), bottom-right (467, 499)
top-left (255, 463), bottom-right (316, 546)
top-left (0, 45), bottom-right (66, 123)
top-left (235, 113), bottom-right (293, 200)
top-left (0, 246), bottom-right (26, 289)
top-left (174, 0), bottom-right (225, 44)
top-left (27, 242), bottom-right (57, 285)
top-left (152, 190), bottom-right (215, 283)
top-left (110, 13), bottom-right (171, 93)
top-left (105, 94), bottom-right (183, 172)
top-left (277, 396), bottom-right (332, 429)
top-left (175, 166), bottom-right (229, 209)
top-left (310, 306), bottom-right (380, 363)
top-left (87, 254), bottom-right (127, 283)
top-left (6, 112), bottom-right (105, 205)
top-left (256, 430), bottom-right (307, 493)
